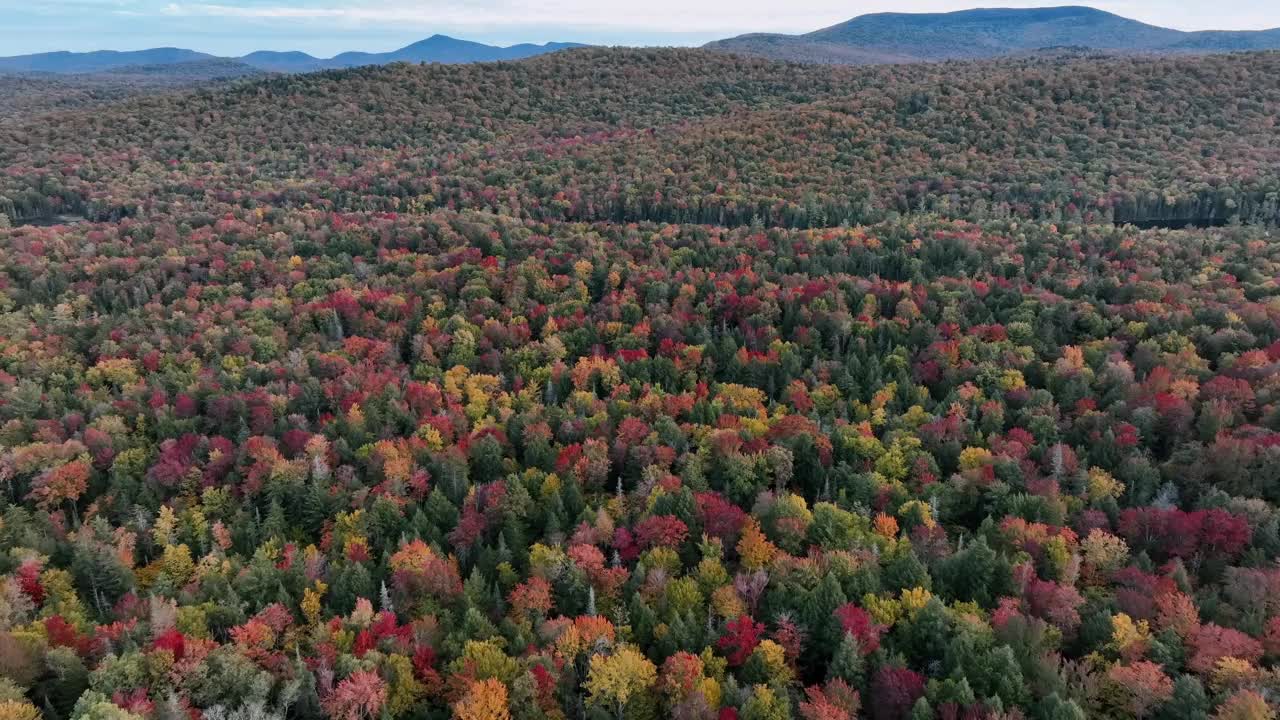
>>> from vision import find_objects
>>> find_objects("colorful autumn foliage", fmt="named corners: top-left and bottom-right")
top-left (0, 42), bottom-right (1279, 720)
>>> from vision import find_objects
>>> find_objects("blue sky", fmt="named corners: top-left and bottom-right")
top-left (4, 0), bottom-right (1280, 57)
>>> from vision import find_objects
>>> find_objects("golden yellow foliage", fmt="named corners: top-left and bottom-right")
top-left (585, 645), bottom-right (657, 709)
top-left (1110, 613), bottom-right (1152, 660)
top-left (899, 587), bottom-right (933, 618)
top-left (1211, 656), bottom-right (1259, 692)
top-left (710, 585), bottom-right (747, 619)
top-left (737, 517), bottom-right (777, 571)
top-left (862, 593), bottom-right (901, 628)
top-left (152, 505), bottom-right (178, 547)
top-left (1214, 690), bottom-right (1276, 720)
top-left (88, 357), bottom-right (140, 387)
top-left (302, 582), bottom-right (327, 625)
top-left (958, 446), bottom-right (993, 471)
top-left (1087, 467), bottom-right (1125, 503)
top-left (698, 677), bottom-right (722, 709)
top-left (0, 701), bottom-right (42, 720)
top-left (751, 639), bottom-right (792, 684)
top-left (452, 678), bottom-right (510, 720)
top-left (897, 499), bottom-right (936, 529)
top-left (158, 544), bottom-right (194, 587)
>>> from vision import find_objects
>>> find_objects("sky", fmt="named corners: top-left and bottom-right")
top-left (4, 0), bottom-right (1280, 57)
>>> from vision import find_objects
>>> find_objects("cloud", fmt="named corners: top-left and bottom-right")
top-left (161, 2), bottom-right (346, 18)
top-left (5, 0), bottom-right (1280, 57)
top-left (146, 0), bottom-right (1280, 36)
top-left (153, 0), bottom-right (927, 34)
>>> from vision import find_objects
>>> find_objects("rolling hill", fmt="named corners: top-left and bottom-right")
top-left (5, 47), bottom-right (1279, 230)
top-left (0, 59), bottom-right (265, 120)
top-left (707, 6), bottom-right (1280, 64)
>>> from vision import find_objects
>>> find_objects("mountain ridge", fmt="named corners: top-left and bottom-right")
top-left (0, 47), bottom-right (216, 74)
top-left (707, 5), bottom-right (1280, 64)
top-left (0, 36), bottom-right (586, 75)
top-left (7, 7), bottom-right (1280, 75)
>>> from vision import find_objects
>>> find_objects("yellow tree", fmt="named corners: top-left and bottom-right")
top-left (1214, 690), bottom-right (1275, 720)
top-left (0, 701), bottom-right (42, 720)
top-left (452, 678), bottom-right (510, 720)
top-left (737, 517), bottom-right (778, 571)
top-left (585, 645), bottom-right (657, 719)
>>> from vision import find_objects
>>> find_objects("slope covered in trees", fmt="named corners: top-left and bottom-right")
top-left (4, 50), bottom-right (1279, 228)
top-left (0, 61), bottom-right (265, 121)
top-left (2, 46), bottom-right (1280, 720)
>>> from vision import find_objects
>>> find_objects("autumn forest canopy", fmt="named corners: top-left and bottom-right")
top-left (1, 46), bottom-right (1280, 720)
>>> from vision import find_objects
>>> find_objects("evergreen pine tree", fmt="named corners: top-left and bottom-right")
top-left (1153, 675), bottom-right (1209, 720)
top-left (829, 633), bottom-right (865, 687)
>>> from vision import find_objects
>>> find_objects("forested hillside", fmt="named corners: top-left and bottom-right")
top-left (0, 61), bottom-right (264, 121)
top-left (2, 47), bottom-right (1280, 720)
top-left (5, 50), bottom-right (1279, 228)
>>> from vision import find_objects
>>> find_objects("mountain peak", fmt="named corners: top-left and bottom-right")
top-left (408, 34), bottom-right (468, 45)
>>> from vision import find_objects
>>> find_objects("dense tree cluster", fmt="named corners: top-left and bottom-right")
top-left (3, 50), bottom-right (1279, 228)
top-left (2, 46), bottom-right (1280, 720)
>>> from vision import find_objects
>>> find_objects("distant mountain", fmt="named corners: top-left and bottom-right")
top-left (701, 34), bottom-right (917, 65)
top-left (706, 6), bottom-right (1280, 64)
top-left (0, 48), bottom-right (215, 74)
top-left (237, 51), bottom-right (327, 74)
top-left (323, 35), bottom-right (585, 69)
top-left (0, 36), bottom-right (585, 75)
top-left (1166, 29), bottom-right (1280, 52)
top-left (242, 36), bottom-right (584, 72)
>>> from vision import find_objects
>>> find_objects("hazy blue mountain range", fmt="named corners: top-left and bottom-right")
top-left (705, 6), bottom-right (1280, 64)
top-left (238, 36), bottom-right (586, 72)
top-left (5, 7), bottom-right (1280, 77)
top-left (0, 35), bottom-right (585, 75)
top-left (0, 48), bottom-right (216, 74)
